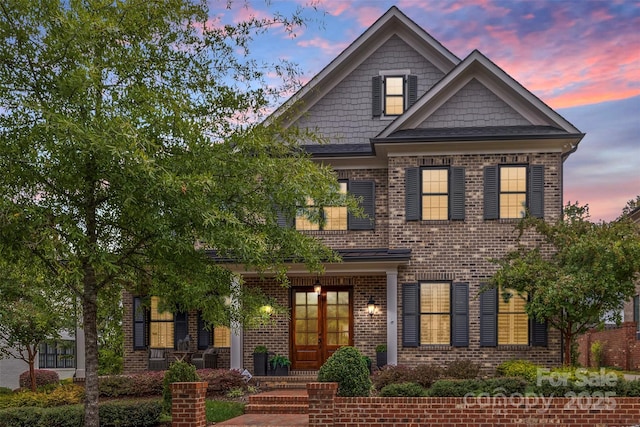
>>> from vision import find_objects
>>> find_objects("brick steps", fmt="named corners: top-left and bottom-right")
top-left (245, 389), bottom-right (309, 415)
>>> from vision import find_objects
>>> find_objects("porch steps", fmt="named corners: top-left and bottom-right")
top-left (253, 371), bottom-right (317, 391)
top-left (245, 389), bottom-right (309, 414)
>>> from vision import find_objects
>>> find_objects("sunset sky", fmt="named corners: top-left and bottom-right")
top-left (212, 0), bottom-right (639, 222)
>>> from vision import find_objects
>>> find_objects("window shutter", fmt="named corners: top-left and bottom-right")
top-left (372, 76), bottom-right (382, 117)
top-left (451, 282), bottom-right (469, 347)
top-left (402, 283), bottom-right (420, 347)
top-left (480, 287), bottom-right (497, 346)
top-left (133, 297), bottom-right (147, 350)
top-left (197, 312), bottom-right (212, 350)
top-left (530, 318), bottom-right (548, 347)
top-left (450, 167), bottom-right (465, 220)
top-left (276, 208), bottom-right (293, 228)
top-left (348, 181), bottom-right (375, 230)
top-left (174, 312), bottom-right (188, 349)
top-left (407, 75), bottom-right (418, 108)
top-left (405, 168), bottom-right (420, 221)
top-left (528, 165), bottom-right (544, 218)
top-left (484, 166), bottom-right (499, 220)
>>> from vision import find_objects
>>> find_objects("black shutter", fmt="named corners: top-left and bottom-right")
top-left (133, 297), bottom-right (147, 350)
top-left (530, 318), bottom-right (548, 347)
top-left (528, 165), bottom-right (544, 218)
top-left (407, 75), bottom-right (418, 108)
top-left (484, 166), bottom-right (499, 220)
top-left (480, 287), bottom-right (497, 346)
top-left (450, 167), bottom-right (465, 220)
top-left (276, 208), bottom-right (293, 228)
top-left (372, 76), bottom-right (382, 117)
top-left (402, 283), bottom-right (420, 347)
top-left (348, 181), bottom-right (375, 230)
top-left (451, 282), bottom-right (469, 347)
top-left (405, 168), bottom-right (420, 221)
top-left (197, 312), bottom-right (212, 350)
top-left (174, 312), bottom-right (188, 349)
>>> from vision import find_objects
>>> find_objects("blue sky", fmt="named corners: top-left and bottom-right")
top-left (211, 0), bottom-right (639, 222)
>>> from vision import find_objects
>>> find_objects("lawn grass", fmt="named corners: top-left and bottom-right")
top-left (205, 400), bottom-right (245, 422)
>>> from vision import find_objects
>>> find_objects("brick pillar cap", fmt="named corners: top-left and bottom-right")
top-left (307, 382), bottom-right (338, 390)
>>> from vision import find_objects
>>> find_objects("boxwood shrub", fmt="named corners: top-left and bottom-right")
top-left (318, 346), bottom-right (371, 397)
top-left (18, 370), bottom-right (59, 390)
top-left (379, 382), bottom-right (427, 397)
top-left (495, 359), bottom-right (539, 383)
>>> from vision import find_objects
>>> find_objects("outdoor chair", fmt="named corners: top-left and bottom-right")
top-left (148, 348), bottom-right (168, 371)
top-left (191, 347), bottom-right (218, 369)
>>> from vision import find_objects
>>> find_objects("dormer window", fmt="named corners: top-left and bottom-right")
top-left (372, 70), bottom-right (417, 118)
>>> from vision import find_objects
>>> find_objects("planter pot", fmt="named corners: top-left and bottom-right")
top-left (253, 353), bottom-right (268, 376)
top-left (274, 365), bottom-right (289, 376)
top-left (376, 351), bottom-right (387, 369)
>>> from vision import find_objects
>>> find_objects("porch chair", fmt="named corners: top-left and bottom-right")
top-left (148, 348), bottom-right (168, 371)
top-left (191, 347), bottom-right (218, 369)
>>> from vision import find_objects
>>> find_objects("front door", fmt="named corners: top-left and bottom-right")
top-left (291, 288), bottom-right (353, 370)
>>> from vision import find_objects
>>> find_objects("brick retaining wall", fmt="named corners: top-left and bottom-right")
top-left (577, 322), bottom-right (640, 370)
top-left (171, 382), bottom-right (207, 427)
top-left (307, 382), bottom-right (640, 427)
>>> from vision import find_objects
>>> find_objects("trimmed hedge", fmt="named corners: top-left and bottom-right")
top-left (318, 346), bottom-right (371, 397)
top-left (0, 400), bottom-right (161, 427)
top-left (496, 359), bottom-right (539, 383)
top-left (162, 362), bottom-right (199, 412)
top-left (379, 382), bottom-right (427, 397)
top-left (0, 385), bottom-right (84, 409)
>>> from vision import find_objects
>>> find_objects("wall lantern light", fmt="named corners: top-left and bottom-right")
top-left (314, 278), bottom-right (322, 295)
top-left (367, 296), bottom-right (376, 317)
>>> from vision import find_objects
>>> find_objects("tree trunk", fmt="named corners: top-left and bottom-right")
top-left (83, 267), bottom-right (99, 427)
top-left (28, 345), bottom-right (36, 392)
top-left (563, 332), bottom-right (573, 367)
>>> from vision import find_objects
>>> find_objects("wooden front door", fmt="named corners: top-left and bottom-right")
top-left (291, 288), bottom-right (353, 370)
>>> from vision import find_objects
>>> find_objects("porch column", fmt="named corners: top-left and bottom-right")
top-left (386, 268), bottom-right (398, 365)
top-left (230, 275), bottom-right (243, 370)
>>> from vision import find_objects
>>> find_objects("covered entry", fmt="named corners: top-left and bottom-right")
top-left (291, 287), bottom-right (353, 370)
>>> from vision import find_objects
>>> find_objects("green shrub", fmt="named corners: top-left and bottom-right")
top-left (0, 388), bottom-right (12, 396)
top-left (99, 371), bottom-right (165, 397)
top-left (318, 346), bottom-right (371, 397)
top-left (372, 365), bottom-right (414, 391)
top-left (496, 359), bottom-right (539, 383)
top-left (426, 379), bottom-right (484, 397)
top-left (18, 370), bottom-right (60, 389)
top-left (100, 400), bottom-right (163, 427)
top-left (0, 384), bottom-right (84, 409)
top-left (163, 361), bottom-right (200, 412)
top-left (0, 400), bottom-right (162, 427)
top-left (483, 377), bottom-right (528, 395)
top-left (198, 369), bottom-right (246, 395)
top-left (379, 382), bottom-right (427, 397)
top-left (590, 341), bottom-right (604, 368)
top-left (412, 364), bottom-right (444, 388)
top-left (444, 359), bottom-right (480, 379)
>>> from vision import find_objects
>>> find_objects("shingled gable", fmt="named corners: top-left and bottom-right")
top-left (372, 50), bottom-right (584, 157)
top-left (269, 6), bottom-right (459, 127)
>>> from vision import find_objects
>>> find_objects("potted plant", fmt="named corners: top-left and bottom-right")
top-left (253, 345), bottom-right (268, 376)
top-left (269, 354), bottom-right (291, 376)
top-left (375, 344), bottom-right (387, 369)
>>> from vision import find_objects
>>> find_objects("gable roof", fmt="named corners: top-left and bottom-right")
top-left (378, 50), bottom-right (582, 138)
top-left (269, 6), bottom-right (460, 126)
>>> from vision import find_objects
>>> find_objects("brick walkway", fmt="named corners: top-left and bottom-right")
top-left (216, 389), bottom-right (309, 427)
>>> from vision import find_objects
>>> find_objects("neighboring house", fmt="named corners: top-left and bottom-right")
top-left (623, 205), bottom-right (640, 327)
top-left (123, 6), bottom-right (583, 373)
top-left (0, 328), bottom-right (85, 390)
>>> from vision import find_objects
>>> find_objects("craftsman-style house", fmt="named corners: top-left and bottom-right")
top-left (123, 6), bottom-right (583, 373)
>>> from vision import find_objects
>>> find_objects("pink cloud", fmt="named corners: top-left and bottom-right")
top-left (297, 37), bottom-right (349, 57)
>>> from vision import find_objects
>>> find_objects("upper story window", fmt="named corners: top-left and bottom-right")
top-left (296, 181), bottom-right (348, 231)
top-left (405, 167), bottom-right (465, 221)
top-left (372, 71), bottom-right (417, 118)
top-left (284, 180), bottom-right (375, 231)
top-left (484, 165), bottom-right (544, 220)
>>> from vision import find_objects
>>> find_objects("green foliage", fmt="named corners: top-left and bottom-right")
top-left (590, 341), bottom-right (604, 368)
top-left (269, 354), bottom-right (291, 368)
top-left (375, 344), bottom-right (387, 353)
top-left (372, 365), bottom-right (414, 391)
top-left (0, 400), bottom-right (162, 427)
top-left (226, 388), bottom-right (244, 398)
top-left (205, 400), bottom-right (245, 423)
top-left (444, 359), bottom-right (480, 379)
top-left (198, 369), bottom-right (246, 395)
top-left (0, 384), bottom-right (84, 409)
top-left (427, 379), bottom-right (483, 397)
top-left (490, 202), bottom-right (640, 365)
top-left (496, 359), bottom-right (540, 383)
top-left (0, 0), bottom-right (350, 425)
top-left (0, 389), bottom-right (10, 395)
top-left (19, 370), bottom-right (59, 390)
top-left (162, 362), bottom-right (200, 412)
top-left (483, 377), bottom-right (528, 395)
top-left (99, 372), bottom-right (165, 397)
top-left (379, 382), bottom-right (427, 397)
top-left (318, 346), bottom-right (372, 397)
top-left (253, 345), bottom-right (268, 354)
